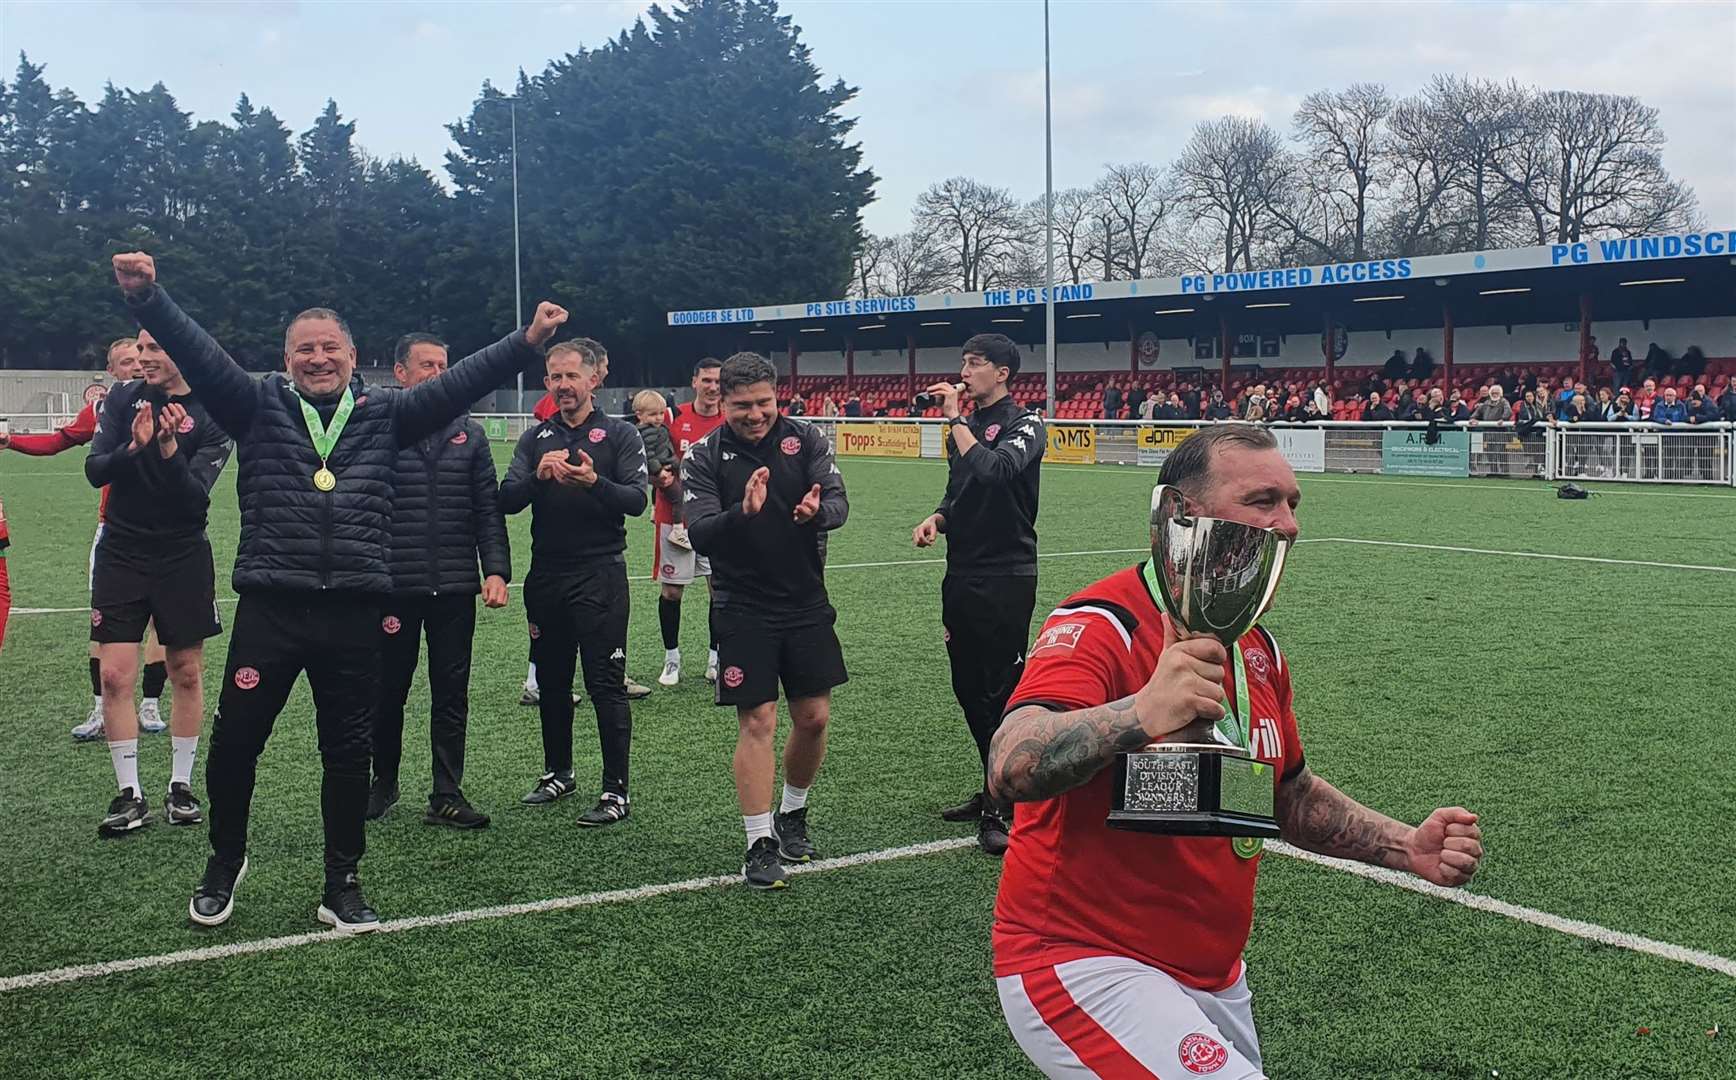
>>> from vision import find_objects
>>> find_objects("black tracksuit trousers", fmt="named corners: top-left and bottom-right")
top-left (373, 593), bottom-right (477, 804)
top-left (207, 591), bottom-right (380, 882)
top-left (523, 560), bottom-right (632, 796)
top-left (941, 573), bottom-right (1038, 791)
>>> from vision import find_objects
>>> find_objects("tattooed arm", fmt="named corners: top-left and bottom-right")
top-left (1277, 766), bottom-right (1485, 886)
top-left (988, 699), bottom-right (1154, 803)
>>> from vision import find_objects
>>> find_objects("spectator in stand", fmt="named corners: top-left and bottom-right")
top-left (1283, 395), bottom-right (1308, 422)
top-left (820, 394), bottom-right (839, 418)
top-left (1582, 336), bottom-right (1600, 366)
top-left (1417, 388), bottom-right (1450, 423)
top-left (844, 393), bottom-right (862, 418)
top-left (1563, 393), bottom-right (1596, 424)
top-left (1609, 391), bottom-right (1637, 422)
top-left (1394, 389), bottom-right (1421, 421)
top-left (1157, 393), bottom-right (1185, 420)
top-left (1653, 387), bottom-right (1687, 425)
top-left (1365, 392), bottom-right (1394, 421)
top-left (1447, 389), bottom-right (1471, 422)
top-left (1636, 378), bottom-right (1658, 419)
top-left (1609, 338), bottom-right (1634, 391)
top-left (1681, 345), bottom-right (1707, 378)
top-left (1102, 380), bottom-right (1123, 420)
top-left (1411, 346), bottom-right (1434, 380)
top-left (788, 394), bottom-right (806, 416)
top-left (1179, 382), bottom-right (1201, 419)
top-left (1593, 387), bottom-right (1615, 420)
top-left (1516, 390), bottom-right (1549, 435)
top-left (1687, 385), bottom-right (1719, 425)
top-left (1126, 382), bottom-right (1147, 420)
top-left (1643, 342), bottom-right (1671, 378)
top-left (1244, 402), bottom-right (1267, 424)
top-left (1717, 381), bottom-right (1736, 422)
top-left (1312, 382), bottom-right (1330, 417)
top-left (1470, 384), bottom-right (1509, 425)
top-left (1203, 389), bottom-right (1231, 421)
top-left (1383, 348), bottom-right (1408, 381)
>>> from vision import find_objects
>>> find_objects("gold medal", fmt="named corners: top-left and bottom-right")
top-left (313, 467), bottom-right (336, 492)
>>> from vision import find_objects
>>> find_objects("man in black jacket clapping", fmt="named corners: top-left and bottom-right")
top-left (368, 333), bottom-right (512, 831)
top-left (113, 252), bottom-right (562, 934)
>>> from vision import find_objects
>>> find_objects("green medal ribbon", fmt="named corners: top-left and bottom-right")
top-left (298, 387), bottom-right (354, 489)
top-left (1141, 559), bottom-right (1252, 751)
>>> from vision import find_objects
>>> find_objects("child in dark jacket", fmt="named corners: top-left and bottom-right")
top-left (634, 390), bottom-right (689, 549)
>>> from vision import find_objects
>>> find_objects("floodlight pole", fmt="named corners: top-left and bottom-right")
top-left (510, 100), bottom-right (524, 409)
top-left (1042, 0), bottom-right (1056, 418)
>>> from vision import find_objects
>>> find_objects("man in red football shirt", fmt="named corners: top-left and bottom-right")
top-left (1, 337), bottom-right (171, 738)
top-left (651, 357), bottom-right (724, 687)
top-left (987, 425), bottom-right (1483, 1079)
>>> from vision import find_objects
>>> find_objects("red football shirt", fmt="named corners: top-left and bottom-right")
top-left (992, 564), bottom-right (1306, 992)
top-left (654, 402), bottom-right (725, 524)
top-left (5, 400), bottom-right (112, 522)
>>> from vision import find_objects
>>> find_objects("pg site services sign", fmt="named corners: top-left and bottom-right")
top-left (836, 423), bottom-right (922, 458)
top-left (1048, 425), bottom-right (1097, 464)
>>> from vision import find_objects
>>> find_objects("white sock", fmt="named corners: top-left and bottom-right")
top-left (708, 647), bottom-right (718, 668)
top-left (142, 696), bottom-right (159, 708)
top-left (743, 812), bottom-right (774, 845)
top-left (780, 783), bottom-right (809, 814)
top-left (666, 648), bottom-right (680, 664)
top-left (525, 662), bottom-right (538, 689)
top-left (109, 738), bottom-right (140, 795)
top-left (93, 693), bottom-right (104, 710)
top-left (171, 735), bottom-right (199, 787)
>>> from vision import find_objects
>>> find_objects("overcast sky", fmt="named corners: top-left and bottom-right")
top-left (3, 0), bottom-right (1731, 238)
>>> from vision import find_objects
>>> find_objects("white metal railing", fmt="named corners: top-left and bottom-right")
top-left (470, 412), bottom-right (1736, 489)
top-left (0, 411), bottom-right (80, 434)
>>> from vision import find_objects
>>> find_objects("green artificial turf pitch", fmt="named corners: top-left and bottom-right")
top-left (1, 448), bottom-right (1733, 1079)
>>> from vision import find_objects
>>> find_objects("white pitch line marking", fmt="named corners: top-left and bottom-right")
top-left (1311, 537), bottom-right (1736, 575)
top-left (3, 835), bottom-right (1730, 993)
top-left (1271, 842), bottom-right (1736, 978)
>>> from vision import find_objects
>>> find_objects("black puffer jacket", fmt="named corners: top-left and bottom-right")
top-left (386, 415), bottom-right (510, 595)
top-left (128, 286), bottom-right (541, 594)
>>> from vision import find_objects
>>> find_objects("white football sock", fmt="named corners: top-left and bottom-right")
top-left (171, 735), bottom-right (199, 787)
top-left (780, 783), bottom-right (809, 815)
top-left (525, 662), bottom-right (538, 690)
top-left (93, 693), bottom-right (104, 710)
top-left (743, 812), bottom-right (774, 845)
top-left (666, 648), bottom-right (680, 663)
top-left (109, 738), bottom-right (140, 796)
top-left (708, 647), bottom-right (718, 667)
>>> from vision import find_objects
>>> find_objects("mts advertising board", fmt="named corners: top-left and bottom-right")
top-left (1048, 425), bottom-right (1097, 464)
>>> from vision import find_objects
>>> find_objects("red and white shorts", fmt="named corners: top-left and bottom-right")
top-left (997, 955), bottom-right (1265, 1079)
top-left (651, 522), bottom-right (709, 586)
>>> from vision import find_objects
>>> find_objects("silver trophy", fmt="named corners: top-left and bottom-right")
top-left (1107, 485), bottom-right (1290, 837)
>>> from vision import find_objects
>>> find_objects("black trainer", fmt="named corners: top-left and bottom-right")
top-left (164, 782), bottom-right (204, 826)
top-left (521, 771), bottom-right (577, 805)
top-left (189, 855), bottom-right (248, 927)
top-left (940, 791), bottom-right (985, 823)
top-left (772, 807), bottom-right (818, 864)
top-left (365, 779), bottom-right (400, 821)
top-left (743, 836), bottom-right (788, 890)
top-left (978, 811), bottom-right (1010, 857)
top-left (317, 874), bottom-right (381, 935)
top-left (576, 792), bottom-right (630, 828)
top-left (98, 788), bottom-right (150, 837)
top-left (424, 797), bottom-right (490, 830)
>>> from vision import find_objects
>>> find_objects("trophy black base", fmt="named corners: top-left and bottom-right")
top-left (1106, 745), bottom-right (1282, 838)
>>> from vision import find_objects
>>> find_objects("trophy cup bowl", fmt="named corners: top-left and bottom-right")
top-left (1107, 485), bottom-right (1290, 837)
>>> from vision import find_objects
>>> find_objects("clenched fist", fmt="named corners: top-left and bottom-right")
top-left (527, 302), bottom-right (569, 347)
top-left (912, 514), bottom-right (941, 548)
top-left (1137, 615), bottom-right (1229, 746)
top-left (113, 252), bottom-right (157, 298)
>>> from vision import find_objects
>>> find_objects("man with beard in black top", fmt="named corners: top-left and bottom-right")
top-left (911, 333), bottom-right (1045, 855)
top-left (682, 352), bottom-right (849, 890)
top-left (500, 340), bottom-right (648, 827)
top-left (87, 327), bottom-right (232, 837)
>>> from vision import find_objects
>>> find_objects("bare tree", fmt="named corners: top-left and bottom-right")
top-left (1036, 187), bottom-right (1099, 284)
top-left (1287, 83), bottom-right (1391, 261)
top-left (874, 230), bottom-right (953, 296)
top-left (1378, 91), bottom-right (1464, 256)
top-left (1171, 115), bottom-right (1291, 272)
top-left (850, 233), bottom-right (889, 297)
top-left (1427, 75), bottom-right (1532, 250)
top-left (1500, 90), bottom-right (1701, 243)
top-left (913, 176), bottom-right (1024, 291)
top-left (1095, 162), bottom-right (1169, 279)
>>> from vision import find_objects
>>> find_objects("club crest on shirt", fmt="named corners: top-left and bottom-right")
top-left (983, 423), bottom-right (1001, 441)
top-left (382, 615), bottom-right (402, 635)
top-left (177, 413), bottom-right (196, 434)
top-left (1244, 645), bottom-right (1270, 682)
top-left (1178, 1033), bottom-right (1228, 1074)
top-left (450, 430), bottom-right (468, 445)
top-left (588, 427), bottom-right (607, 443)
top-left (1029, 621), bottom-right (1085, 656)
top-left (780, 436), bottom-right (801, 456)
